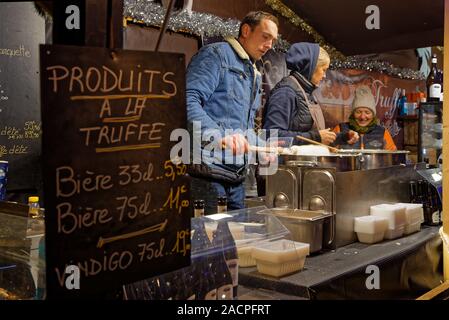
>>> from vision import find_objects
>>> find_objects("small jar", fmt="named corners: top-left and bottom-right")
top-left (217, 196), bottom-right (227, 213)
top-left (28, 196), bottom-right (40, 219)
top-left (193, 199), bottom-right (205, 217)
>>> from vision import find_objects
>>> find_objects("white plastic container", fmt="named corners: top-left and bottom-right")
top-left (228, 222), bottom-right (245, 240)
top-left (252, 239), bottom-right (309, 277)
top-left (354, 216), bottom-right (389, 244)
top-left (396, 203), bottom-right (423, 223)
top-left (370, 204), bottom-right (406, 239)
top-left (396, 203), bottom-right (424, 235)
top-left (384, 227), bottom-right (405, 239)
top-left (403, 220), bottom-right (422, 235)
top-left (236, 243), bottom-right (256, 267)
top-left (235, 233), bottom-right (265, 267)
top-left (204, 221), bottom-right (245, 241)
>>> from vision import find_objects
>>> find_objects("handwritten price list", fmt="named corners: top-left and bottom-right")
top-left (40, 45), bottom-right (190, 298)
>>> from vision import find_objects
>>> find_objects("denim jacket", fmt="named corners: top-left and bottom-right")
top-left (186, 38), bottom-right (262, 181)
top-left (186, 37), bottom-right (262, 141)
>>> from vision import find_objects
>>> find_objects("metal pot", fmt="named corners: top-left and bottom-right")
top-left (338, 149), bottom-right (409, 170)
top-left (280, 153), bottom-right (361, 171)
top-left (280, 150), bottom-right (409, 171)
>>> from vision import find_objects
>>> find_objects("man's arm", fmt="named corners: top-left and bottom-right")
top-left (186, 46), bottom-right (224, 135)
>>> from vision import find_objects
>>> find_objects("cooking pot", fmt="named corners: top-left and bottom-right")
top-left (338, 149), bottom-right (409, 170)
top-left (280, 150), bottom-right (409, 171)
top-left (280, 153), bottom-right (360, 171)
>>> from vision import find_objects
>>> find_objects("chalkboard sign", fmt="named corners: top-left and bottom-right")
top-left (0, 2), bottom-right (45, 191)
top-left (40, 44), bottom-right (190, 298)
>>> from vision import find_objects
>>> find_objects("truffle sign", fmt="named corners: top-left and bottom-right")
top-left (40, 44), bottom-right (190, 298)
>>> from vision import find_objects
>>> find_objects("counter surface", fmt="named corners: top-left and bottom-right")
top-left (239, 226), bottom-right (443, 299)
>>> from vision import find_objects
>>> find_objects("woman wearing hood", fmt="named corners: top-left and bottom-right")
top-left (263, 42), bottom-right (358, 146)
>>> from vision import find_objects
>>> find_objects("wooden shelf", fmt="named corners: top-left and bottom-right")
top-left (397, 115), bottom-right (418, 121)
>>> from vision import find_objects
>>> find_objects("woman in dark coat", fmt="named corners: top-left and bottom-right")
top-left (263, 42), bottom-right (357, 146)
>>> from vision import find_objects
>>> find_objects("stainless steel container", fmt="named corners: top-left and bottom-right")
top-left (260, 208), bottom-right (330, 253)
top-left (265, 165), bottom-right (336, 250)
top-left (338, 149), bottom-right (409, 170)
top-left (281, 153), bottom-right (360, 171)
top-left (280, 150), bottom-right (409, 171)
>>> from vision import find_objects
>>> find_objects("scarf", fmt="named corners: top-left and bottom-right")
top-left (349, 114), bottom-right (379, 134)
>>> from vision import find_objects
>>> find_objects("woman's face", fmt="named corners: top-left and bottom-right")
top-left (354, 107), bottom-right (374, 127)
top-left (311, 62), bottom-right (329, 86)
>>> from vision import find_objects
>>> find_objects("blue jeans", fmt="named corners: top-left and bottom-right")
top-left (190, 177), bottom-right (245, 215)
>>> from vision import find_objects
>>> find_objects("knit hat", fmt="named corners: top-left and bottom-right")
top-left (352, 85), bottom-right (376, 115)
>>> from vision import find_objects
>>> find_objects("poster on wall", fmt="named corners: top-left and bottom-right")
top-left (315, 70), bottom-right (426, 149)
top-left (257, 48), bottom-right (425, 150)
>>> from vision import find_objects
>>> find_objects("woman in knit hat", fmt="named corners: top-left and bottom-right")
top-left (332, 85), bottom-right (397, 150)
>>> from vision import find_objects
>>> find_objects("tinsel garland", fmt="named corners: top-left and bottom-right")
top-left (125, 0), bottom-right (239, 38)
top-left (123, 0), bottom-right (425, 80)
top-left (124, 0), bottom-right (291, 51)
top-left (264, 0), bottom-right (345, 60)
top-left (331, 57), bottom-right (425, 80)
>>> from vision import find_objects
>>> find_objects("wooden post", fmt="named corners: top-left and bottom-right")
top-left (155, 0), bottom-right (175, 52)
top-left (52, 0), bottom-right (123, 49)
top-left (443, 0), bottom-right (449, 281)
top-left (85, 0), bottom-right (108, 47)
top-left (107, 0), bottom-right (124, 49)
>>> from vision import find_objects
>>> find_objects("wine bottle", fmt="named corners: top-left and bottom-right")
top-left (409, 180), bottom-right (417, 203)
top-left (428, 184), bottom-right (441, 225)
top-left (191, 219), bottom-right (217, 300)
top-left (217, 196), bottom-right (227, 213)
top-left (211, 252), bottom-right (233, 300)
top-left (194, 199), bottom-right (205, 217)
top-left (212, 220), bottom-right (239, 299)
top-left (427, 54), bottom-right (442, 102)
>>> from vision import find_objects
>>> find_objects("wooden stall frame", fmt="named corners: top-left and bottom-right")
top-left (444, 0), bottom-right (449, 282)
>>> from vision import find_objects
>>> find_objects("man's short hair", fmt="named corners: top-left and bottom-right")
top-left (238, 11), bottom-right (279, 37)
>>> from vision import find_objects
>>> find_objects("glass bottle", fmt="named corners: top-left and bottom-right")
top-left (28, 196), bottom-right (40, 219)
top-left (428, 184), bottom-right (441, 225)
top-left (427, 54), bottom-right (442, 102)
top-left (217, 196), bottom-right (227, 213)
top-left (212, 220), bottom-right (238, 299)
top-left (194, 199), bottom-right (205, 218)
top-left (408, 180), bottom-right (417, 203)
top-left (181, 267), bottom-right (197, 300)
top-left (419, 180), bottom-right (433, 225)
top-left (399, 89), bottom-right (407, 116)
top-left (191, 219), bottom-right (217, 300)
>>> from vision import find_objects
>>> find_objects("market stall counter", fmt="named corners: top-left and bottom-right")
top-left (239, 225), bottom-right (443, 300)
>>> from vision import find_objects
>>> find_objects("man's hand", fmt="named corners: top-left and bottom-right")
top-left (347, 130), bottom-right (359, 145)
top-left (221, 133), bottom-right (249, 155)
top-left (258, 151), bottom-right (277, 165)
top-left (319, 129), bottom-right (337, 145)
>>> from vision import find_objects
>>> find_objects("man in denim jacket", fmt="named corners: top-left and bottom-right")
top-left (186, 11), bottom-right (279, 213)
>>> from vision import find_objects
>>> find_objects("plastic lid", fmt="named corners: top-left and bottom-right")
top-left (190, 206), bottom-right (290, 258)
top-left (28, 196), bottom-right (39, 202)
